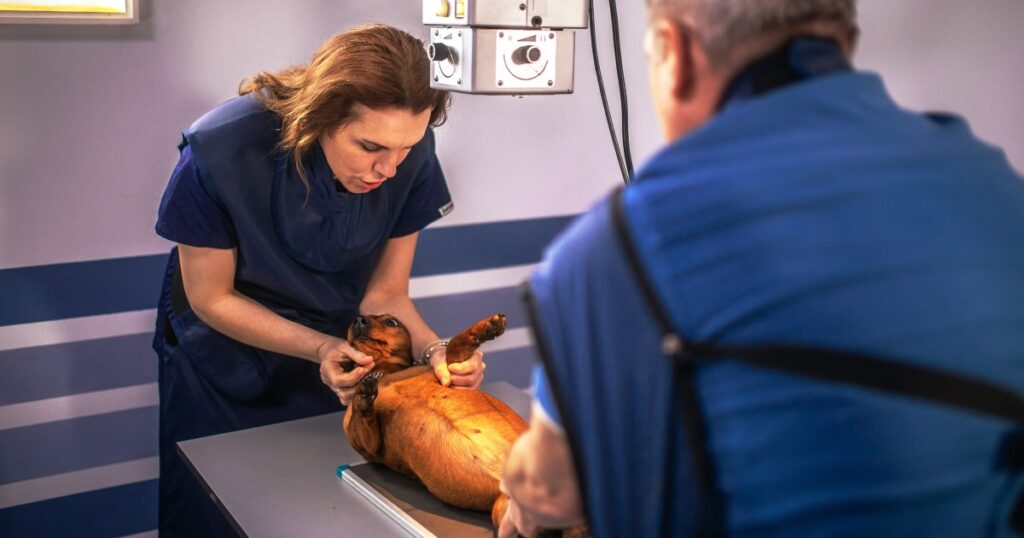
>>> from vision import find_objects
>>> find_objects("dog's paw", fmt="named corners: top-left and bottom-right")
top-left (355, 371), bottom-right (384, 416)
top-left (484, 314), bottom-right (507, 338)
top-left (469, 314), bottom-right (506, 343)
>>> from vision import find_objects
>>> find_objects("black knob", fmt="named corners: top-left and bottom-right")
top-left (428, 42), bottom-right (452, 62)
top-left (512, 45), bottom-right (541, 65)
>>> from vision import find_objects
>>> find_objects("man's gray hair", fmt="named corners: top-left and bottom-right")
top-left (648, 0), bottom-right (859, 66)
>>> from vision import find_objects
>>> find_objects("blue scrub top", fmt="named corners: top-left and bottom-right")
top-left (530, 69), bottom-right (1024, 536)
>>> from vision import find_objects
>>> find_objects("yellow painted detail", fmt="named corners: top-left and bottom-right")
top-left (435, 0), bottom-right (449, 17)
top-left (455, 0), bottom-right (465, 19)
top-left (0, 4), bottom-right (126, 13)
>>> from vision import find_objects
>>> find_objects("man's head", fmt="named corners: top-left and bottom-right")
top-left (644, 0), bottom-right (859, 141)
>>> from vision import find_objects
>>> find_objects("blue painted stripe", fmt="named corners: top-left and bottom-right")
top-left (0, 407), bottom-right (157, 485)
top-left (415, 285), bottom-right (527, 337)
top-left (0, 479), bottom-right (156, 537)
top-left (0, 215), bottom-right (573, 327)
top-left (0, 333), bottom-right (155, 406)
top-left (0, 287), bottom-right (525, 406)
top-left (483, 345), bottom-right (539, 390)
top-left (411, 215), bottom-right (572, 277)
top-left (0, 255), bottom-right (167, 328)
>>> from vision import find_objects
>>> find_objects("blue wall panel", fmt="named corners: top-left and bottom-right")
top-left (0, 480), bottom-right (158, 537)
top-left (0, 255), bottom-right (168, 327)
top-left (481, 346), bottom-right (539, 389)
top-left (0, 407), bottom-right (157, 485)
top-left (0, 333), bottom-right (155, 406)
top-left (412, 216), bottom-right (573, 277)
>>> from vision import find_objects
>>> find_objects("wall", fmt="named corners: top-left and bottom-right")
top-left (1, 0), bottom-right (1021, 535)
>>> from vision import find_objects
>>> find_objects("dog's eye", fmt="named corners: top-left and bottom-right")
top-left (385, 318), bottom-right (400, 328)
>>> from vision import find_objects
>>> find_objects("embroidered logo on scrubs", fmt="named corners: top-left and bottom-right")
top-left (438, 201), bottom-right (454, 217)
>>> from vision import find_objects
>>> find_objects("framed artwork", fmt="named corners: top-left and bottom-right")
top-left (0, 0), bottom-right (139, 24)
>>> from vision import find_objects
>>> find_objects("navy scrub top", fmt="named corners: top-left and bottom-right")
top-left (155, 93), bottom-right (452, 401)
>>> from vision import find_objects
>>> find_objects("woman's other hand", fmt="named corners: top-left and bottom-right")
top-left (431, 348), bottom-right (486, 389)
top-left (318, 338), bottom-right (374, 405)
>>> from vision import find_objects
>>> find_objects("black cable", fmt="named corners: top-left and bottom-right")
top-left (606, 0), bottom-right (635, 179)
top-left (589, 0), bottom-right (629, 184)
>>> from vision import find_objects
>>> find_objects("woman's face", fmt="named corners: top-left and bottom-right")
top-left (320, 105), bottom-right (433, 194)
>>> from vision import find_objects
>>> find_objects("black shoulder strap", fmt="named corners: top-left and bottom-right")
top-left (610, 187), bottom-right (1024, 423)
top-left (610, 185), bottom-right (1024, 534)
top-left (609, 188), bottom-right (726, 536)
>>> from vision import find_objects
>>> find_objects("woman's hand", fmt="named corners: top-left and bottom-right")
top-left (318, 337), bottom-right (374, 406)
top-left (430, 348), bottom-right (486, 389)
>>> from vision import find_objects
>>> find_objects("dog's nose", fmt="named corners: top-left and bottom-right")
top-left (354, 316), bottom-right (369, 329)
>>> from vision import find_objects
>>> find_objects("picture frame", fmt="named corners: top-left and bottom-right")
top-left (0, 0), bottom-right (139, 25)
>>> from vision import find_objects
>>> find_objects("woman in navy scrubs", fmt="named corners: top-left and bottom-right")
top-left (152, 24), bottom-right (484, 536)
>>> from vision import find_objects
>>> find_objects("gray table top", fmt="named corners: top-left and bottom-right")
top-left (178, 381), bottom-right (531, 538)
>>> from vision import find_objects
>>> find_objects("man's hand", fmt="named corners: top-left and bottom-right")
top-left (500, 410), bottom-right (584, 533)
top-left (318, 337), bottom-right (374, 406)
top-left (431, 348), bottom-right (486, 389)
top-left (498, 481), bottom-right (536, 538)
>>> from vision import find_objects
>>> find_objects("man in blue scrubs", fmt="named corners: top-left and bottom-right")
top-left (500, 1), bottom-right (1024, 537)
top-left (154, 25), bottom-right (486, 536)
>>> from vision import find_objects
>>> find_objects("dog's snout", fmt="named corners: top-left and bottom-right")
top-left (351, 315), bottom-right (370, 337)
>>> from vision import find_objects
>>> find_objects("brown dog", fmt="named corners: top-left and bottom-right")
top-left (342, 313), bottom-right (526, 529)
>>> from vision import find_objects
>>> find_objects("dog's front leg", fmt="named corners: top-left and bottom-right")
top-left (343, 371), bottom-right (385, 460)
top-left (446, 314), bottom-right (507, 364)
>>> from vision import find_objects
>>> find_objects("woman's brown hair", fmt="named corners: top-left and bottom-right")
top-left (239, 24), bottom-right (452, 189)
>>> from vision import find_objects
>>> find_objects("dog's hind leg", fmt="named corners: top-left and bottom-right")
top-left (343, 372), bottom-right (385, 459)
top-left (492, 493), bottom-right (589, 537)
top-left (446, 314), bottom-right (507, 364)
top-left (491, 493), bottom-right (511, 530)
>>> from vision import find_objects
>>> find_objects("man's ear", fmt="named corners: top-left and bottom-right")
top-left (649, 19), bottom-right (695, 103)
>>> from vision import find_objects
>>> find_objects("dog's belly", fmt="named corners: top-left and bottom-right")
top-left (375, 374), bottom-right (528, 510)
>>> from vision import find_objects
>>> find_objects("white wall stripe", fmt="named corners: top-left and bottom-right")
top-left (0, 309), bottom-right (158, 353)
top-left (0, 264), bottom-right (536, 353)
top-left (0, 383), bottom-right (159, 432)
top-left (408, 263), bottom-right (535, 299)
top-left (0, 457), bottom-right (158, 510)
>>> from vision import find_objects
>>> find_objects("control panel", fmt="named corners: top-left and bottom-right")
top-left (423, 0), bottom-right (587, 29)
top-left (423, 0), bottom-right (586, 94)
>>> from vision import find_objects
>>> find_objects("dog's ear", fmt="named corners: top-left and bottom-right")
top-left (385, 318), bottom-right (415, 366)
top-left (386, 330), bottom-right (415, 367)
